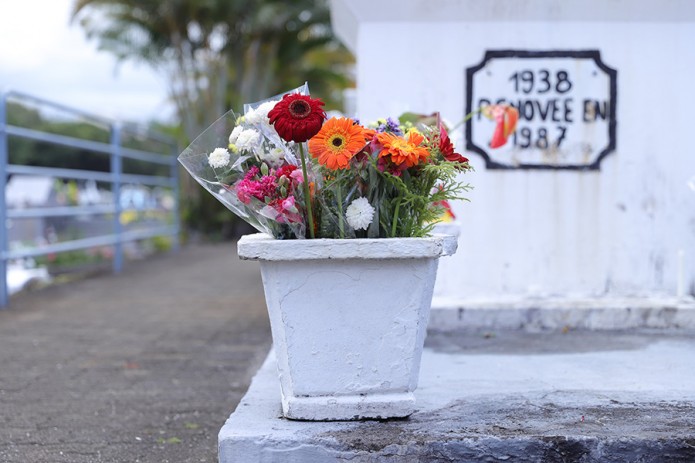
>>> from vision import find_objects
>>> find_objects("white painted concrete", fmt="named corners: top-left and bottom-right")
top-left (429, 297), bottom-right (695, 332)
top-left (237, 233), bottom-right (457, 420)
top-left (219, 331), bottom-right (695, 462)
top-left (330, 0), bottom-right (695, 304)
top-left (431, 223), bottom-right (461, 302)
top-left (236, 232), bottom-right (458, 260)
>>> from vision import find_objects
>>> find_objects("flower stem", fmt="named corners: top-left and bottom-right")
top-left (450, 109), bottom-right (480, 132)
top-left (298, 143), bottom-right (315, 238)
top-left (336, 184), bottom-right (345, 239)
top-left (391, 199), bottom-right (401, 237)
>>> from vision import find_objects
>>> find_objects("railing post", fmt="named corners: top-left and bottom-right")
top-left (111, 123), bottom-right (123, 273)
top-left (0, 93), bottom-right (8, 307)
top-left (171, 142), bottom-right (180, 252)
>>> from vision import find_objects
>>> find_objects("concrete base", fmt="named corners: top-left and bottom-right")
top-left (282, 392), bottom-right (415, 422)
top-left (219, 330), bottom-right (695, 462)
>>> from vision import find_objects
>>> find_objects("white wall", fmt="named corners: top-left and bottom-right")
top-left (332, 1), bottom-right (695, 301)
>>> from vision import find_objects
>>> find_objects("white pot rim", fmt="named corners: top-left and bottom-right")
top-left (237, 233), bottom-right (458, 261)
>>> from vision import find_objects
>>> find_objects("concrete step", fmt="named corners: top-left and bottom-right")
top-left (219, 330), bottom-right (695, 462)
top-left (429, 296), bottom-right (695, 331)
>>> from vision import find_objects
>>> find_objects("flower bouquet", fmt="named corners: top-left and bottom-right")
top-left (178, 83), bottom-right (517, 240)
top-left (178, 84), bottom-right (517, 421)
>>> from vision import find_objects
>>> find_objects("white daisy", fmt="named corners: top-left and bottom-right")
top-left (236, 128), bottom-right (262, 151)
top-left (208, 147), bottom-right (230, 169)
top-left (245, 100), bottom-right (278, 126)
top-left (228, 126), bottom-right (243, 144)
top-left (345, 197), bottom-right (375, 231)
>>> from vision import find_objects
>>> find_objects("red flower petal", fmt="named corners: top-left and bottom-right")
top-left (487, 105), bottom-right (519, 149)
top-left (489, 121), bottom-right (507, 149)
top-left (268, 93), bottom-right (326, 143)
top-left (439, 125), bottom-right (469, 166)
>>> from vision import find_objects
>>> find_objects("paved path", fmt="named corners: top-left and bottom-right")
top-left (0, 243), bottom-right (271, 463)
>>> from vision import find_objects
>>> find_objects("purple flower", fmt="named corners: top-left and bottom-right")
top-left (375, 117), bottom-right (403, 136)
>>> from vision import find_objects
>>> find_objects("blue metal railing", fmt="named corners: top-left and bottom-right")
top-left (0, 91), bottom-right (180, 307)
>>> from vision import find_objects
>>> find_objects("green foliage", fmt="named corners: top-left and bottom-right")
top-left (149, 235), bottom-right (173, 253)
top-left (379, 162), bottom-right (470, 237)
top-left (6, 101), bottom-right (174, 177)
top-left (34, 248), bottom-right (109, 270)
top-left (7, 102), bottom-right (109, 173)
top-left (71, 0), bottom-right (355, 239)
top-left (72, 0), bottom-right (353, 138)
top-left (317, 158), bottom-right (470, 239)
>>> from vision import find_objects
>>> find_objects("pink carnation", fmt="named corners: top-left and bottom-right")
top-left (275, 164), bottom-right (304, 188)
top-left (289, 169), bottom-right (305, 184)
top-left (269, 195), bottom-right (302, 223)
top-left (236, 166), bottom-right (278, 204)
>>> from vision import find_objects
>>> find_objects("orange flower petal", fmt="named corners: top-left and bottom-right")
top-left (503, 106), bottom-right (519, 138)
top-left (308, 117), bottom-right (371, 170)
top-left (486, 104), bottom-right (518, 149)
top-left (375, 131), bottom-right (429, 168)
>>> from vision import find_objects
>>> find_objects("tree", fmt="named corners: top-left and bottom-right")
top-left (72, 0), bottom-right (352, 141)
top-left (72, 0), bottom-right (353, 238)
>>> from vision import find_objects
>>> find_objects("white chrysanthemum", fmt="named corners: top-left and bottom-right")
top-left (208, 147), bottom-right (230, 169)
top-left (345, 197), bottom-right (375, 231)
top-left (236, 128), bottom-right (261, 151)
top-left (228, 126), bottom-right (243, 144)
top-left (257, 146), bottom-right (285, 166)
top-left (245, 100), bottom-right (278, 126)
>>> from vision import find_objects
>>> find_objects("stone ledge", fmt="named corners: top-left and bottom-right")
top-left (219, 331), bottom-right (695, 462)
top-left (430, 296), bottom-right (695, 331)
top-left (237, 233), bottom-right (458, 261)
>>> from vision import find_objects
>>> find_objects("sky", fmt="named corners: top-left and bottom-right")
top-left (0, 0), bottom-right (172, 123)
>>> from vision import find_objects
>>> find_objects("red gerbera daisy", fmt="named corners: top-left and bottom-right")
top-left (267, 93), bottom-right (326, 143)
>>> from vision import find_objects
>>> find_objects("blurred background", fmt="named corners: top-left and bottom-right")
top-left (0, 0), bottom-right (355, 294)
top-left (2, 0), bottom-right (692, 302)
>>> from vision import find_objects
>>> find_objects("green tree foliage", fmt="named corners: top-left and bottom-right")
top-left (6, 101), bottom-right (172, 177)
top-left (7, 102), bottom-right (108, 173)
top-left (72, 0), bottom-right (353, 238)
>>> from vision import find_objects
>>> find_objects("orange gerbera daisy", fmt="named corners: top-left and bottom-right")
top-left (308, 117), bottom-right (371, 170)
top-left (375, 130), bottom-right (429, 168)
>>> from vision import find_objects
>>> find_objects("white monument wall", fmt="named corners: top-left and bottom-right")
top-left (331, 0), bottom-right (695, 303)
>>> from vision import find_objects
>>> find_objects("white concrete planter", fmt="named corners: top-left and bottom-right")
top-left (431, 222), bottom-right (462, 305)
top-left (237, 233), bottom-right (458, 421)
